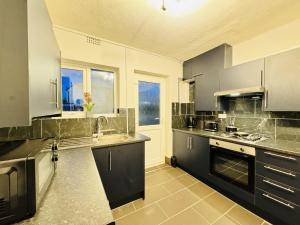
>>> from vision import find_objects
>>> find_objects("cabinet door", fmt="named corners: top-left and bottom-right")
top-left (28, 0), bottom-right (61, 118)
top-left (190, 135), bottom-right (210, 179)
top-left (173, 131), bottom-right (191, 170)
top-left (183, 59), bottom-right (193, 80)
top-left (109, 143), bottom-right (145, 205)
top-left (195, 74), bottom-right (218, 111)
top-left (265, 47), bottom-right (300, 111)
top-left (92, 148), bottom-right (113, 199)
top-left (220, 59), bottom-right (264, 91)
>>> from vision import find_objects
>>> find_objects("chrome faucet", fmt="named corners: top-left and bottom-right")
top-left (96, 116), bottom-right (108, 136)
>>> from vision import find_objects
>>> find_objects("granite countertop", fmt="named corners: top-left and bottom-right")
top-left (173, 128), bottom-right (300, 156)
top-left (17, 147), bottom-right (114, 225)
top-left (15, 133), bottom-right (150, 225)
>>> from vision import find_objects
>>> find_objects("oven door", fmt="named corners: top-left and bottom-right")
top-left (210, 146), bottom-right (255, 193)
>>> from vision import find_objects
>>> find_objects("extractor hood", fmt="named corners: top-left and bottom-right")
top-left (214, 86), bottom-right (265, 97)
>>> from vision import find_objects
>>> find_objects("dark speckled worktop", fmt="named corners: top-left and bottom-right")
top-left (173, 128), bottom-right (300, 157)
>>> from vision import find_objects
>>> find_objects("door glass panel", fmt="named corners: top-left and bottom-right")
top-left (91, 69), bottom-right (115, 114)
top-left (61, 68), bottom-right (84, 111)
top-left (138, 81), bottom-right (160, 126)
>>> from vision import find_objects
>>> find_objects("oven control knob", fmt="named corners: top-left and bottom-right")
top-left (240, 148), bottom-right (245, 152)
top-left (216, 142), bottom-right (220, 146)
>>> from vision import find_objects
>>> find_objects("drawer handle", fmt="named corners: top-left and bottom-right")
top-left (264, 165), bottom-right (296, 177)
top-left (263, 179), bottom-right (295, 193)
top-left (262, 193), bottom-right (294, 209)
top-left (264, 151), bottom-right (297, 161)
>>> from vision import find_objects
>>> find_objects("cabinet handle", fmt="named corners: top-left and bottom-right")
top-left (263, 179), bottom-right (295, 193)
top-left (50, 78), bottom-right (59, 109)
top-left (264, 151), bottom-right (297, 161)
top-left (190, 137), bottom-right (193, 150)
top-left (262, 193), bottom-right (294, 209)
top-left (264, 165), bottom-right (296, 177)
top-left (260, 70), bottom-right (263, 86)
top-left (264, 90), bottom-right (268, 109)
top-left (186, 137), bottom-right (190, 150)
top-left (109, 151), bottom-right (112, 172)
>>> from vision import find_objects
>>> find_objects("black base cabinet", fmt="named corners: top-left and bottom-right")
top-left (92, 142), bottom-right (145, 209)
top-left (173, 131), bottom-right (209, 180)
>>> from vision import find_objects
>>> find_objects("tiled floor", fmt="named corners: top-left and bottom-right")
top-left (113, 164), bottom-right (271, 225)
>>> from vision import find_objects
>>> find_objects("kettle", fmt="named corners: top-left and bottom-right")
top-left (187, 116), bottom-right (197, 128)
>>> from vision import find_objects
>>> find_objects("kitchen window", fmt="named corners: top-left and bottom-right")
top-left (61, 64), bottom-right (118, 116)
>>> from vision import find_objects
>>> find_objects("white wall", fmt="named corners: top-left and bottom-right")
top-left (233, 18), bottom-right (300, 65)
top-left (53, 26), bottom-right (182, 158)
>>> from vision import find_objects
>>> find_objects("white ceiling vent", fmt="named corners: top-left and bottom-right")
top-left (86, 36), bottom-right (101, 45)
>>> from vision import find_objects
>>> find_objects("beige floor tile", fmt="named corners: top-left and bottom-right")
top-left (145, 170), bottom-right (173, 187)
top-left (160, 208), bottom-right (209, 225)
top-left (145, 164), bottom-right (167, 173)
top-left (227, 205), bottom-right (264, 225)
top-left (112, 202), bottom-right (135, 220)
top-left (213, 215), bottom-right (239, 225)
top-left (162, 178), bottom-right (186, 193)
top-left (176, 174), bottom-right (198, 187)
top-left (158, 189), bottom-right (199, 217)
top-left (188, 181), bottom-right (215, 199)
top-left (116, 204), bottom-right (167, 225)
top-left (160, 166), bottom-right (186, 178)
top-left (193, 192), bottom-right (235, 223)
top-left (133, 185), bottom-right (170, 209)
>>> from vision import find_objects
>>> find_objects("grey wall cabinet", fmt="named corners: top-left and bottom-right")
top-left (183, 59), bottom-right (193, 80)
top-left (264, 47), bottom-right (300, 111)
top-left (190, 44), bottom-right (232, 111)
top-left (219, 58), bottom-right (264, 91)
top-left (92, 143), bottom-right (145, 209)
top-left (173, 131), bottom-right (209, 180)
top-left (0, 0), bottom-right (61, 128)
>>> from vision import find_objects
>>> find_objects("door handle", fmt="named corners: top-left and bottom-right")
top-left (262, 193), bottom-right (294, 209)
top-left (189, 137), bottom-right (193, 150)
top-left (264, 90), bottom-right (268, 109)
top-left (186, 137), bottom-right (190, 150)
top-left (109, 151), bottom-right (112, 172)
top-left (264, 165), bottom-right (296, 177)
top-left (260, 70), bottom-right (264, 86)
top-left (50, 78), bottom-right (59, 109)
top-left (263, 179), bottom-right (295, 193)
top-left (264, 151), bottom-right (296, 161)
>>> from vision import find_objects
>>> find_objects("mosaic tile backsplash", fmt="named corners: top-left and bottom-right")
top-left (0, 108), bottom-right (135, 141)
top-left (172, 97), bottom-right (300, 142)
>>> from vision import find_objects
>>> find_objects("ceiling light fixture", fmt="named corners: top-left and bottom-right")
top-left (149, 0), bottom-right (205, 16)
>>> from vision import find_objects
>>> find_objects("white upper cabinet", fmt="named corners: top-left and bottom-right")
top-left (0, 0), bottom-right (61, 128)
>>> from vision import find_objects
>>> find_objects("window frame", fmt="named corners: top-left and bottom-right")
top-left (61, 63), bottom-right (118, 118)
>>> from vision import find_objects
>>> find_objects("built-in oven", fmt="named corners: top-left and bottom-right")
top-left (209, 139), bottom-right (255, 193)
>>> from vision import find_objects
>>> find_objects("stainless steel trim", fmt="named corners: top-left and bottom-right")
top-left (263, 179), bottom-right (295, 193)
top-left (264, 165), bottom-right (296, 177)
top-left (262, 193), bottom-right (294, 209)
top-left (109, 151), bottom-right (112, 171)
top-left (187, 137), bottom-right (190, 150)
top-left (265, 90), bottom-right (268, 109)
top-left (209, 139), bottom-right (256, 156)
top-left (50, 78), bottom-right (59, 109)
top-left (214, 86), bottom-right (265, 97)
top-left (264, 151), bottom-right (297, 161)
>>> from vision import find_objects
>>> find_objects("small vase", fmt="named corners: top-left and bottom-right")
top-left (85, 111), bottom-right (93, 118)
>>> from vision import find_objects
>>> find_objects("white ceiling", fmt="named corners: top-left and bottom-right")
top-left (45, 0), bottom-right (300, 61)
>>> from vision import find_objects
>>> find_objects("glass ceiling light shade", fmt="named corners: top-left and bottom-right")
top-left (148, 0), bottom-right (205, 16)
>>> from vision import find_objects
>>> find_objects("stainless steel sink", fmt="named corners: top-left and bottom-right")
top-left (98, 134), bottom-right (133, 143)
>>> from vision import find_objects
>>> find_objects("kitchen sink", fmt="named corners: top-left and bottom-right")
top-left (98, 134), bottom-right (134, 143)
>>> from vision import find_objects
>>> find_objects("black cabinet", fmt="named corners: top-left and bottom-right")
top-left (255, 148), bottom-right (300, 224)
top-left (191, 44), bottom-right (232, 111)
top-left (92, 142), bottom-right (145, 209)
top-left (219, 58), bottom-right (264, 91)
top-left (264, 47), bottom-right (300, 111)
top-left (173, 130), bottom-right (209, 180)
